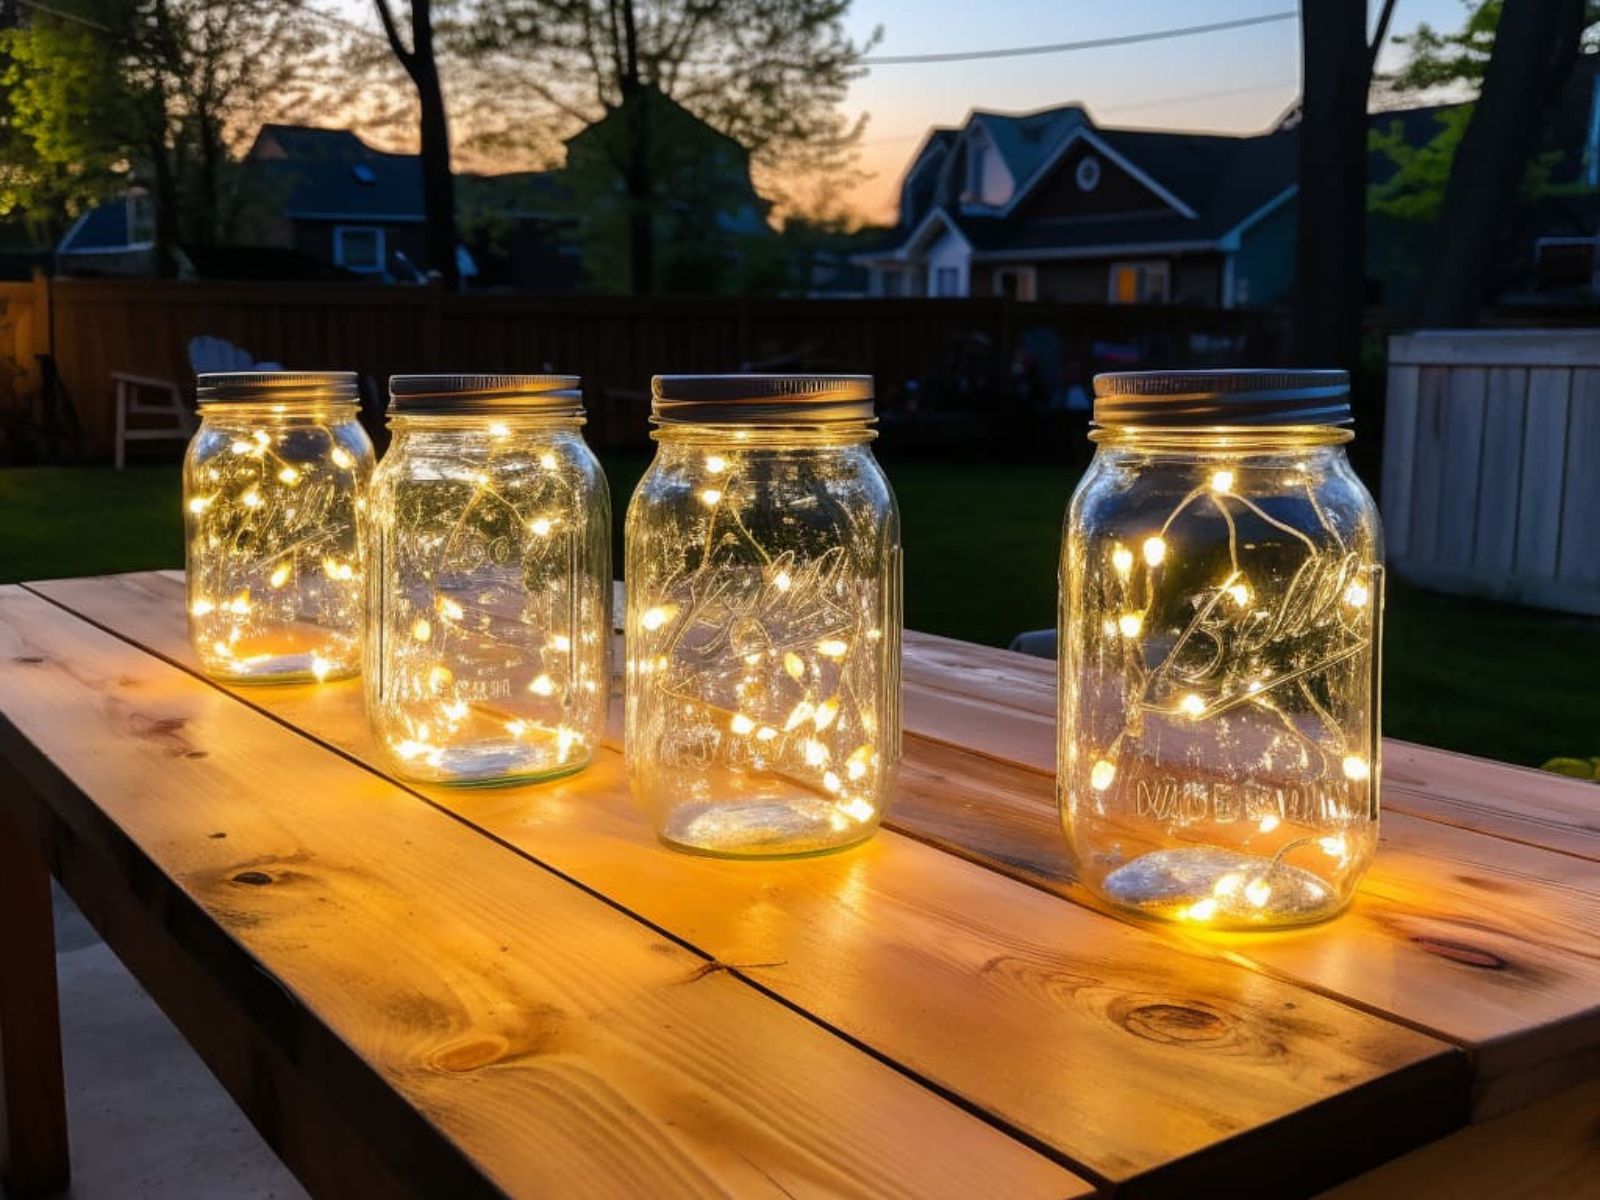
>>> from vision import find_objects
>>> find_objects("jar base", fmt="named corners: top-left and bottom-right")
top-left (390, 742), bottom-right (593, 788)
top-left (1099, 847), bottom-right (1348, 930)
top-left (205, 655), bottom-right (359, 685)
top-left (658, 799), bottom-right (877, 859)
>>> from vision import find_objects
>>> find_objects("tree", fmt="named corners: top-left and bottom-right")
top-left (375, 1), bottom-right (459, 286)
top-left (1416, 1), bottom-right (1587, 324)
top-left (1292, 3), bottom-right (1375, 371)
top-left (0, 0), bottom-right (346, 273)
top-left (0, 7), bottom-right (128, 242)
top-left (456, 0), bottom-right (875, 294)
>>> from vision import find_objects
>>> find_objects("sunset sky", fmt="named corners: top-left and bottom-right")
top-left (334, 0), bottom-right (1475, 224)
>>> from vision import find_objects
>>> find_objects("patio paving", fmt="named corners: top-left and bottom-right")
top-left (30, 886), bottom-right (305, 1200)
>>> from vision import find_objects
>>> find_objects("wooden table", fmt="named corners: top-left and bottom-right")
top-left (1, 571), bottom-right (1597, 1199)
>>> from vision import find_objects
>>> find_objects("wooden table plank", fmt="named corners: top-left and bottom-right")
top-left (0, 586), bottom-right (1085, 1200)
top-left (23, 572), bottom-right (1469, 1197)
top-left (901, 630), bottom-right (1600, 862)
top-left (890, 704), bottom-right (1600, 1116)
top-left (1320, 1077), bottom-right (1600, 1200)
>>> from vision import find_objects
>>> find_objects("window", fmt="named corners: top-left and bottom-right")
top-left (1075, 156), bottom-right (1102, 193)
top-left (1109, 260), bottom-right (1170, 305)
top-left (127, 190), bottom-right (155, 246)
top-left (967, 143), bottom-right (988, 201)
top-left (934, 266), bottom-right (960, 297)
top-left (994, 266), bottom-right (1036, 301)
top-left (334, 226), bottom-right (385, 274)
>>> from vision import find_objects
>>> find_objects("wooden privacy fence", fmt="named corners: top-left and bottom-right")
top-left (1383, 331), bottom-right (1600, 615)
top-left (16, 276), bottom-right (1284, 460)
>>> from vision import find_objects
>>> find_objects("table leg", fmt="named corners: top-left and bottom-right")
top-left (0, 805), bottom-right (69, 1197)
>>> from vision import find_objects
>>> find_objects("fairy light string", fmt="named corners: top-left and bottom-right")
top-left (631, 448), bottom-right (888, 837)
top-left (187, 417), bottom-right (365, 680)
top-left (1085, 459), bottom-right (1379, 925)
top-left (373, 421), bottom-right (605, 778)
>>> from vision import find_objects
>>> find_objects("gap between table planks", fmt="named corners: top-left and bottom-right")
top-left (19, 571), bottom-right (1471, 1197)
top-left (0, 586), bottom-right (1086, 1200)
top-left (894, 629), bottom-right (1600, 1116)
top-left (46, 578), bottom-right (1600, 1119)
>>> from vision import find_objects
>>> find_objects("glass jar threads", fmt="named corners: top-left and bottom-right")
top-left (365, 375), bottom-right (610, 785)
top-left (625, 375), bottom-right (902, 857)
top-left (184, 371), bottom-right (374, 683)
top-left (1059, 370), bottom-right (1383, 929)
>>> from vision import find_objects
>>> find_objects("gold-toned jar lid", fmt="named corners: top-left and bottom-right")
top-left (197, 371), bottom-right (359, 405)
top-left (388, 374), bottom-right (583, 416)
top-left (1093, 369), bottom-right (1351, 427)
top-left (651, 374), bottom-right (875, 426)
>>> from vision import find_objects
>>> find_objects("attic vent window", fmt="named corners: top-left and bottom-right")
top-left (1076, 156), bottom-right (1102, 193)
top-left (352, 163), bottom-right (377, 185)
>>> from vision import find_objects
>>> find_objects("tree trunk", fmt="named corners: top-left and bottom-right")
top-left (1292, 3), bottom-right (1368, 372)
top-left (619, 0), bottom-right (653, 294)
top-left (1414, 0), bottom-right (1585, 326)
top-left (376, 0), bottom-right (458, 287)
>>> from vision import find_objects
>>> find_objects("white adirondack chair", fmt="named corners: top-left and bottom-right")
top-left (110, 337), bottom-right (281, 468)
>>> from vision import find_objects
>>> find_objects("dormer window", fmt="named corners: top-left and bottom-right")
top-left (968, 139), bottom-right (988, 202)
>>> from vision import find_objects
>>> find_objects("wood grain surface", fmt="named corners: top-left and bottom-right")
top-left (1320, 1077), bottom-right (1600, 1200)
top-left (19, 571), bottom-right (1472, 1197)
top-left (0, 585), bottom-right (1085, 1200)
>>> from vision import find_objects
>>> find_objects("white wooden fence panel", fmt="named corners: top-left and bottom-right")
top-left (1385, 332), bottom-right (1600, 615)
top-left (1472, 367), bottom-right (1527, 578)
top-left (1558, 369), bottom-right (1600, 588)
top-left (1381, 365), bottom-right (1419, 561)
top-left (1436, 366), bottom-right (1486, 571)
top-left (1515, 369), bottom-right (1571, 580)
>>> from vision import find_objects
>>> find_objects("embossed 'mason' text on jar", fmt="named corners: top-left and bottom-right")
top-left (183, 371), bottom-right (374, 683)
top-left (625, 375), bottom-right (902, 857)
top-left (365, 375), bottom-right (610, 785)
top-left (1059, 370), bottom-right (1383, 929)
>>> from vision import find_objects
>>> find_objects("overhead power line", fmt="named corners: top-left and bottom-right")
top-left (860, 11), bottom-right (1297, 67)
top-left (1101, 77), bottom-right (1298, 115)
top-left (14, 0), bottom-right (110, 32)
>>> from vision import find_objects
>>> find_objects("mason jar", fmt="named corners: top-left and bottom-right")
top-left (625, 375), bottom-right (902, 857)
top-left (1060, 370), bottom-right (1383, 929)
top-left (184, 371), bottom-right (373, 683)
top-left (365, 374), bottom-right (610, 785)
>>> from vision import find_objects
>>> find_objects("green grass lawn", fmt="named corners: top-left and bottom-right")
top-left (3, 461), bottom-right (1596, 770)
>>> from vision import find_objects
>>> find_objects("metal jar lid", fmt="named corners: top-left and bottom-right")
top-left (1092, 369), bottom-right (1351, 427)
top-left (388, 374), bottom-right (584, 417)
top-left (197, 371), bottom-right (359, 405)
top-left (651, 374), bottom-right (875, 426)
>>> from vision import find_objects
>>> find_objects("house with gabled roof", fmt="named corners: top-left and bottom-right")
top-left (856, 103), bottom-right (1298, 307)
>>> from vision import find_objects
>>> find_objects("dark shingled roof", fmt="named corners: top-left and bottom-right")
top-left (59, 201), bottom-right (135, 252)
top-left (871, 101), bottom-right (1475, 259)
top-left (246, 124), bottom-right (425, 221)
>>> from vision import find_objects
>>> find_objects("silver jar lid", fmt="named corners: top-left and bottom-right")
top-left (197, 371), bottom-right (359, 405)
top-left (1093, 370), bottom-right (1351, 426)
top-left (388, 374), bottom-right (584, 416)
top-left (651, 374), bottom-right (875, 426)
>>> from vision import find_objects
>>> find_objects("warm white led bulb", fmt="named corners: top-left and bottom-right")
top-left (1089, 759), bottom-right (1116, 791)
top-left (1142, 536), bottom-right (1167, 567)
top-left (1210, 469), bottom-right (1234, 493)
top-left (1117, 612), bottom-right (1143, 638)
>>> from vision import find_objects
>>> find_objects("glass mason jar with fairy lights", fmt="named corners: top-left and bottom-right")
top-left (625, 375), bottom-right (902, 857)
top-left (184, 371), bottom-right (374, 683)
top-left (1059, 370), bottom-right (1383, 929)
top-left (364, 375), bottom-right (611, 785)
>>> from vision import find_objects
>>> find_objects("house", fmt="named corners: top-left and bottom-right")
top-left (242, 124), bottom-right (474, 282)
top-left (865, 61), bottom-right (1600, 311)
top-left (560, 86), bottom-right (777, 294)
top-left (54, 189), bottom-right (157, 276)
top-left (855, 104), bottom-right (1296, 307)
